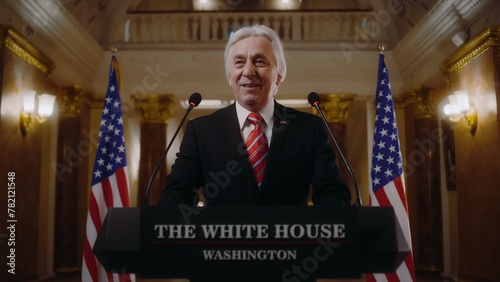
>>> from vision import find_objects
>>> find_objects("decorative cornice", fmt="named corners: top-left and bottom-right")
top-left (0, 24), bottom-right (53, 76)
top-left (314, 93), bottom-right (356, 124)
top-left (133, 94), bottom-right (175, 124)
top-left (60, 85), bottom-right (83, 118)
top-left (442, 25), bottom-right (500, 82)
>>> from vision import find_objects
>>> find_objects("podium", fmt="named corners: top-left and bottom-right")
top-left (93, 206), bottom-right (409, 281)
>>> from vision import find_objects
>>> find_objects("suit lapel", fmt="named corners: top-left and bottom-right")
top-left (259, 102), bottom-right (294, 194)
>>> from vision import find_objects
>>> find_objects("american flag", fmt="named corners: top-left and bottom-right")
top-left (82, 55), bottom-right (135, 282)
top-left (367, 53), bottom-right (415, 282)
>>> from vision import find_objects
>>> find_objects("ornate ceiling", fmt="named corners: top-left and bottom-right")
top-left (0, 0), bottom-right (499, 100)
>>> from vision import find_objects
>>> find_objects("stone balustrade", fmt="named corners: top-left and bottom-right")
top-left (124, 11), bottom-right (376, 44)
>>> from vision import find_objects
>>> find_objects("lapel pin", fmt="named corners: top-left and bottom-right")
top-left (279, 120), bottom-right (287, 125)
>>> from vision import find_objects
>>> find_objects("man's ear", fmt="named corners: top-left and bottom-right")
top-left (276, 75), bottom-right (282, 86)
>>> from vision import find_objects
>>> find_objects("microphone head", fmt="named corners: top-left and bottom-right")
top-left (308, 92), bottom-right (321, 106)
top-left (189, 92), bottom-right (202, 107)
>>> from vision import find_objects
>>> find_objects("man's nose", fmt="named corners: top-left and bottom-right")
top-left (242, 62), bottom-right (255, 77)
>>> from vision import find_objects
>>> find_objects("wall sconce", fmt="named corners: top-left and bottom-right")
top-left (20, 90), bottom-right (56, 137)
top-left (443, 90), bottom-right (477, 135)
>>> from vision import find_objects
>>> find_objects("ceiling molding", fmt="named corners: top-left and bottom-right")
top-left (392, 0), bottom-right (496, 90)
top-left (5, 0), bottom-right (105, 88)
top-left (392, 0), bottom-right (459, 84)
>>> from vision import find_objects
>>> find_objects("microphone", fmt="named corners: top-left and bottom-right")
top-left (143, 92), bottom-right (202, 206)
top-left (308, 92), bottom-right (362, 206)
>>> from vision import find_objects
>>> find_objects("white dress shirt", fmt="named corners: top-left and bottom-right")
top-left (235, 100), bottom-right (274, 146)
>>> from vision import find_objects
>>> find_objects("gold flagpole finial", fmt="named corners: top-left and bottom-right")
top-left (378, 44), bottom-right (385, 53)
top-left (110, 46), bottom-right (118, 54)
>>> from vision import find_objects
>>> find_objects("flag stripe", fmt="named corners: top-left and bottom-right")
top-left (88, 192), bottom-right (102, 235)
top-left (101, 178), bottom-right (114, 209)
top-left (83, 239), bottom-right (98, 282)
top-left (116, 169), bottom-right (130, 206)
top-left (393, 176), bottom-right (408, 211)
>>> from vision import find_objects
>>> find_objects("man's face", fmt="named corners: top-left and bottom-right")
top-left (228, 36), bottom-right (281, 112)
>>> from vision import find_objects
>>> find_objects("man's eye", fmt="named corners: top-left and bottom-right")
top-left (255, 60), bottom-right (267, 66)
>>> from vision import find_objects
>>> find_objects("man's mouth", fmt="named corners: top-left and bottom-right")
top-left (241, 84), bottom-right (260, 88)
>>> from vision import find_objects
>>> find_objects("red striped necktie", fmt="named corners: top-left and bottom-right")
top-left (245, 112), bottom-right (269, 189)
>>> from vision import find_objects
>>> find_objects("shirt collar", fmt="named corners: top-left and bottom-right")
top-left (235, 100), bottom-right (275, 129)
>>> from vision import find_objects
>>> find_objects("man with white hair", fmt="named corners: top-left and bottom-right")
top-left (159, 25), bottom-right (350, 208)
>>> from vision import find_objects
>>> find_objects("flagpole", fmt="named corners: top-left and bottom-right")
top-left (367, 43), bottom-right (416, 282)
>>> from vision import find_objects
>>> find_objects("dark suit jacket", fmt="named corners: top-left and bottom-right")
top-left (158, 101), bottom-right (350, 207)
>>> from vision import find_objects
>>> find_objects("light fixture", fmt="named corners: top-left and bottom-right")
top-left (180, 99), bottom-right (229, 109)
top-left (443, 90), bottom-right (477, 135)
top-left (20, 90), bottom-right (56, 137)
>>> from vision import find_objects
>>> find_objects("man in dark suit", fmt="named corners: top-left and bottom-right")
top-left (158, 25), bottom-right (350, 207)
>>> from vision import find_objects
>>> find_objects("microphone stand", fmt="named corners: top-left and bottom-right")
top-left (310, 96), bottom-right (362, 206)
top-left (143, 94), bottom-right (201, 206)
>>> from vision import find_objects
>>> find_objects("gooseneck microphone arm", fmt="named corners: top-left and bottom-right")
top-left (143, 92), bottom-right (202, 206)
top-left (308, 92), bottom-right (362, 206)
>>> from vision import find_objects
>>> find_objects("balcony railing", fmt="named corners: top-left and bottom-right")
top-left (123, 11), bottom-right (376, 44)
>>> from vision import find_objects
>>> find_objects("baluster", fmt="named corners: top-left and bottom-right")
top-left (159, 15), bottom-right (167, 42)
top-left (276, 16), bottom-right (282, 31)
top-left (151, 16), bottom-right (160, 42)
top-left (129, 17), bottom-right (138, 43)
top-left (243, 16), bottom-right (250, 27)
top-left (199, 14), bottom-right (210, 42)
top-left (283, 15), bottom-right (291, 41)
top-left (341, 14), bottom-right (352, 40)
top-left (290, 13), bottom-right (301, 41)
top-left (366, 14), bottom-right (377, 40)
top-left (181, 15), bottom-right (189, 42)
top-left (263, 14), bottom-right (270, 27)
top-left (332, 14), bottom-right (341, 40)
top-left (313, 15), bottom-right (321, 40)
top-left (268, 16), bottom-right (275, 30)
top-left (171, 15), bottom-right (179, 42)
top-left (321, 15), bottom-right (329, 40)
top-left (232, 17), bottom-right (240, 34)
top-left (222, 18), bottom-right (229, 40)
top-left (324, 15), bottom-right (333, 40)
top-left (255, 15), bottom-right (262, 25)
top-left (302, 15), bottom-right (311, 40)
top-left (191, 15), bottom-right (199, 41)
top-left (211, 16), bottom-right (219, 41)
top-left (359, 15), bottom-right (372, 39)
top-left (140, 16), bottom-right (150, 43)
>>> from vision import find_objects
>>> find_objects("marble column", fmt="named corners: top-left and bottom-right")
top-left (411, 87), bottom-right (443, 272)
top-left (53, 85), bottom-right (83, 272)
top-left (134, 94), bottom-right (175, 206)
top-left (316, 93), bottom-right (355, 204)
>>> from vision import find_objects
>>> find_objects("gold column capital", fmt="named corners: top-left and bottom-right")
top-left (408, 87), bottom-right (437, 119)
top-left (394, 92), bottom-right (413, 109)
top-left (133, 94), bottom-right (175, 124)
top-left (61, 85), bottom-right (83, 117)
top-left (314, 93), bottom-right (356, 124)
